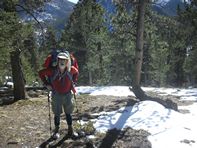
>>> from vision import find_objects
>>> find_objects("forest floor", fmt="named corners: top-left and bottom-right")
top-left (0, 89), bottom-right (194, 148)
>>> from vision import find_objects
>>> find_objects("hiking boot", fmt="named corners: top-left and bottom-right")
top-left (67, 125), bottom-right (73, 136)
top-left (52, 126), bottom-right (60, 139)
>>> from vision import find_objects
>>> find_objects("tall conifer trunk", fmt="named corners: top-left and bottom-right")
top-left (132, 0), bottom-right (146, 99)
top-left (10, 49), bottom-right (26, 100)
top-left (131, 0), bottom-right (178, 111)
top-left (97, 42), bottom-right (103, 80)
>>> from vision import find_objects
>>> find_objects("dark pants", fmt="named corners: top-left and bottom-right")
top-left (54, 114), bottom-right (72, 127)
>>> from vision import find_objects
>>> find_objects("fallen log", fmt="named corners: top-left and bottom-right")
top-left (129, 86), bottom-right (178, 111)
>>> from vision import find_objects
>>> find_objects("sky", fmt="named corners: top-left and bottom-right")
top-left (68, 0), bottom-right (78, 4)
top-left (68, 0), bottom-right (189, 5)
top-left (76, 86), bottom-right (197, 148)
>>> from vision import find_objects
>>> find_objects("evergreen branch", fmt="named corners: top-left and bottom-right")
top-left (15, 4), bottom-right (46, 47)
top-left (15, 4), bottom-right (43, 30)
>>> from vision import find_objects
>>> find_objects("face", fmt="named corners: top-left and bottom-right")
top-left (58, 58), bottom-right (68, 71)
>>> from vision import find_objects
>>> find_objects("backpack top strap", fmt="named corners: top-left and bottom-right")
top-left (51, 68), bottom-right (59, 82)
top-left (50, 69), bottom-right (73, 83)
top-left (65, 71), bottom-right (73, 82)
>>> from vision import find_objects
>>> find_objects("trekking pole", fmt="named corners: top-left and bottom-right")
top-left (73, 93), bottom-right (79, 113)
top-left (73, 93), bottom-right (86, 137)
top-left (47, 91), bottom-right (52, 136)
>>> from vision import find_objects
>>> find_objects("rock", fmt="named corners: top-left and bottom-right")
top-left (27, 90), bottom-right (39, 98)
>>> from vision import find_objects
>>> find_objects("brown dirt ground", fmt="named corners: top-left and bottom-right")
top-left (0, 90), bottom-right (194, 148)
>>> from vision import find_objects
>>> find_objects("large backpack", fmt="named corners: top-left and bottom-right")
top-left (43, 49), bottom-right (63, 69)
top-left (43, 48), bottom-right (79, 82)
top-left (43, 49), bottom-right (78, 70)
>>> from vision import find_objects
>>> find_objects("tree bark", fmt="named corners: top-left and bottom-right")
top-left (97, 42), bottom-right (103, 80)
top-left (10, 49), bottom-right (26, 100)
top-left (132, 0), bottom-right (146, 98)
top-left (131, 0), bottom-right (178, 111)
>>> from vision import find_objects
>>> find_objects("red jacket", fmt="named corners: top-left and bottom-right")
top-left (39, 66), bottom-right (78, 93)
top-left (43, 55), bottom-right (52, 68)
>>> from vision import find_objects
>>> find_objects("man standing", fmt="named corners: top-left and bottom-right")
top-left (39, 52), bottom-right (79, 137)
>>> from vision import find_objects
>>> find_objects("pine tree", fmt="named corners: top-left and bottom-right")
top-left (131, 0), bottom-right (146, 98)
top-left (61, 0), bottom-right (108, 85)
top-left (109, 2), bottom-right (136, 85)
top-left (178, 0), bottom-right (197, 86)
top-left (23, 24), bottom-right (39, 81)
top-left (0, 0), bottom-right (26, 99)
top-left (143, 10), bottom-right (173, 87)
top-left (0, 0), bottom-right (48, 100)
top-left (146, 7), bottom-right (188, 87)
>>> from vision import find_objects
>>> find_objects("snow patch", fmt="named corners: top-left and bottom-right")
top-left (77, 86), bottom-right (197, 148)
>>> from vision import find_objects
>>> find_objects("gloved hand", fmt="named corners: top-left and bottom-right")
top-left (73, 82), bottom-right (77, 87)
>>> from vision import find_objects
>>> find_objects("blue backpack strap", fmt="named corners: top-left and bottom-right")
top-left (50, 68), bottom-right (59, 82)
top-left (50, 69), bottom-right (73, 84)
top-left (66, 71), bottom-right (73, 82)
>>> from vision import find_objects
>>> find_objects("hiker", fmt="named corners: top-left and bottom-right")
top-left (38, 52), bottom-right (79, 137)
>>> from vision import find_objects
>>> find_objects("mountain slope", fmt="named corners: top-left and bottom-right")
top-left (153, 0), bottom-right (186, 16)
top-left (19, 0), bottom-right (75, 30)
top-left (98, 0), bottom-right (185, 16)
top-left (18, 0), bottom-right (186, 32)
